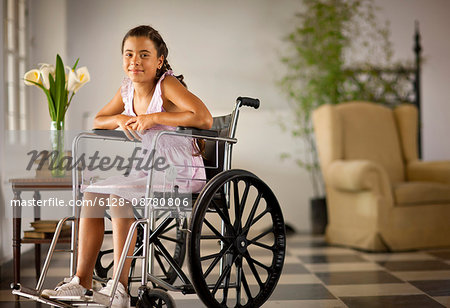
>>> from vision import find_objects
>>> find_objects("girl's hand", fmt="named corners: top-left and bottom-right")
top-left (126, 114), bottom-right (155, 134)
top-left (115, 114), bottom-right (141, 141)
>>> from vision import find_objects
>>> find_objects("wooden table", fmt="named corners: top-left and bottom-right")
top-left (10, 176), bottom-right (74, 284)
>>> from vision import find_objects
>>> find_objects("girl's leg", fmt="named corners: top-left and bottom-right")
top-left (110, 194), bottom-right (137, 289)
top-left (76, 192), bottom-right (108, 288)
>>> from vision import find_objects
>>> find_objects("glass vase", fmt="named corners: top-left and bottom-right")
top-left (50, 120), bottom-right (66, 177)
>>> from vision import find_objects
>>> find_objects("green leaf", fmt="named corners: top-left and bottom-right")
top-left (24, 79), bottom-right (56, 119)
top-left (72, 58), bottom-right (80, 71)
top-left (54, 54), bottom-right (66, 122)
top-left (49, 73), bottom-right (56, 105)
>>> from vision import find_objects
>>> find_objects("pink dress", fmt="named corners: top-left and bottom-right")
top-left (82, 71), bottom-right (207, 202)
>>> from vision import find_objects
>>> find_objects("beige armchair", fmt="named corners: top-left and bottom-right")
top-left (313, 101), bottom-right (450, 251)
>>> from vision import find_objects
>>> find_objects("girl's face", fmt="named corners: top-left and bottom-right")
top-left (122, 36), bottom-right (163, 83)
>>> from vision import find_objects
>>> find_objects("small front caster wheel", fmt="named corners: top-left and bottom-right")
top-left (136, 288), bottom-right (176, 308)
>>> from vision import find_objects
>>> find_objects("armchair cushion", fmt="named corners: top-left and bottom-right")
top-left (407, 160), bottom-right (450, 184)
top-left (394, 181), bottom-right (450, 206)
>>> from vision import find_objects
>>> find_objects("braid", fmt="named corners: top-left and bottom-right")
top-left (158, 59), bottom-right (187, 88)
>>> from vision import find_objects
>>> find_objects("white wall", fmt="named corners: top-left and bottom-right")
top-left (376, 0), bottom-right (450, 160)
top-left (2, 0), bottom-right (450, 263)
top-left (28, 0), bottom-right (67, 131)
top-left (0, 0), bottom-right (6, 264)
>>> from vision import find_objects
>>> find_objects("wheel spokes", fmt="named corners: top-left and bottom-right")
top-left (235, 257), bottom-right (243, 306)
top-left (249, 208), bottom-right (269, 229)
top-left (248, 239), bottom-right (275, 251)
top-left (250, 227), bottom-right (273, 243)
top-left (239, 182), bottom-right (250, 221)
top-left (201, 243), bottom-right (232, 278)
top-left (241, 267), bottom-right (253, 301)
top-left (243, 253), bottom-right (264, 287)
top-left (211, 264), bottom-right (232, 296)
top-left (242, 192), bottom-right (262, 234)
top-left (204, 218), bottom-right (229, 243)
top-left (221, 258), bottom-right (232, 305)
top-left (211, 199), bottom-right (235, 236)
top-left (233, 180), bottom-right (242, 231)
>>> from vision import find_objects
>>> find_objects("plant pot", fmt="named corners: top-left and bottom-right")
top-left (50, 120), bottom-right (66, 177)
top-left (310, 197), bottom-right (327, 235)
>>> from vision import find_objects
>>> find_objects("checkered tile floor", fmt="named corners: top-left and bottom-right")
top-left (2, 234), bottom-right (450, 307)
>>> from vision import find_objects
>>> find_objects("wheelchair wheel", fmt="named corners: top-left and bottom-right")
top-left (94, 216), bottom-right (186, 285)
top-left (188, 169), bottom-right (286, 308)
top-left (136, 287), bottom-right (176, 308)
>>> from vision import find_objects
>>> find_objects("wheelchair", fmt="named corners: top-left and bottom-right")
top-left (12, 97), bottom-right (286, 307)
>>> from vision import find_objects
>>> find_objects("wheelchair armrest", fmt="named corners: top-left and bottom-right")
top-left (92, 129), bottom-right (136, 141)
top-left (176, 126), bottom-right (219, 138)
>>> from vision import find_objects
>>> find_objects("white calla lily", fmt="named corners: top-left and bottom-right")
top-left (67, 66), bottom-right (90, 93)
top-left (23, 55), bottom-right (88, 122)
top-left (39, 64), bottom-right (55, 89)
top-left (24, 69), bottom-right (42, 86)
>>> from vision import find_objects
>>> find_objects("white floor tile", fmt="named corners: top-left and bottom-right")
top-left (263, 299), bottom-right (347, 308)
top-left (326, 283), bottom-right (423, 297)
top-left (304, 262), bottom-right (383, 273)
top-left (390, 270), bottom-right (450, 281)
top-left (360, 252), bottom-right (437, 262)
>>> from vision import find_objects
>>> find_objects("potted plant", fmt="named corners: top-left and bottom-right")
top-left (279, 0), bottom-right (400, 234)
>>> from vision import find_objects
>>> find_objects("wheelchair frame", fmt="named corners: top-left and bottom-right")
top-left (12, 97), bottom-right (286, 308)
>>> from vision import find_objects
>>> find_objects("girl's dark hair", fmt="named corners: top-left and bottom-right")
top-left (122, 25), bottom-right (205, 156)
top-left (121, 25), bottom-right (186, 87)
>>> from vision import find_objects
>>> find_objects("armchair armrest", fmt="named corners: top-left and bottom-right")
top-left (326, 160), bottom-right (392, 197)
top-left (407, 160), bottom-right (450, 184)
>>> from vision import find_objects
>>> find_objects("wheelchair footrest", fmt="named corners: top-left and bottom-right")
top-left (12, 284), bottom-right (113, 307)
top-left (12, 289), bottom-right (72, 308)
top-left (49, 290), bottom-right (111, 306)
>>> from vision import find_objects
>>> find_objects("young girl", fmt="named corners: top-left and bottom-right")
top-left (42, 25), bottom-right (213, 308)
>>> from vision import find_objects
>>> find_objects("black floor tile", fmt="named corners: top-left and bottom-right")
top-left (341, 295), bottom-right (445, 308)
top-left (287, 240), bottom-right (328, 248)
top-left (298, 254), bottom-right (367, 264)
top-left (172, 299), bottom-right (205, 308)
top-left (281, 262), bottom-right (310, 274)
top-left (377, 260), bottom-right (450, 271)
top-left (409, 279), bottom-right (450, 296)
top-left (268, 283), bottom-right (335, 300)
top-left (315, 270), bottom-right (403, 285)
top-left (426, 250), bottom-right (450, 260)
top-left (0, 301), bottom-right (45, 308)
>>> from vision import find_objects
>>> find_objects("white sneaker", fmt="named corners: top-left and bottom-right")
top-left (99, 279), bottom-right (130, 308)
top-left (41, 276), bottom-right (86, 298)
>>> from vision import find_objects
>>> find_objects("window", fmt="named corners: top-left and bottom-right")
top-left (4, 0), bottom-right (28, 136)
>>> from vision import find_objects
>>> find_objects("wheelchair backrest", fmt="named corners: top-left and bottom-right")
top-left (203, 114), bottom-right (232, 180)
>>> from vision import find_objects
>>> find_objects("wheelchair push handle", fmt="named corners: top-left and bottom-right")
top-left (237, 96), bottom-right (260, 109)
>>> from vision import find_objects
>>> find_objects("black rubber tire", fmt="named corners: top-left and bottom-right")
top-left (136, 288), bottom-right (176, 308)
top-left (188, 169), bottom-right (286, 308)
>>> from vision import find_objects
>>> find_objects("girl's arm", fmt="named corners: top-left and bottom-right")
top-left (93, 88), bottom-right (138, 140)
top-left (126, 76), bottom-right (213, 131)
